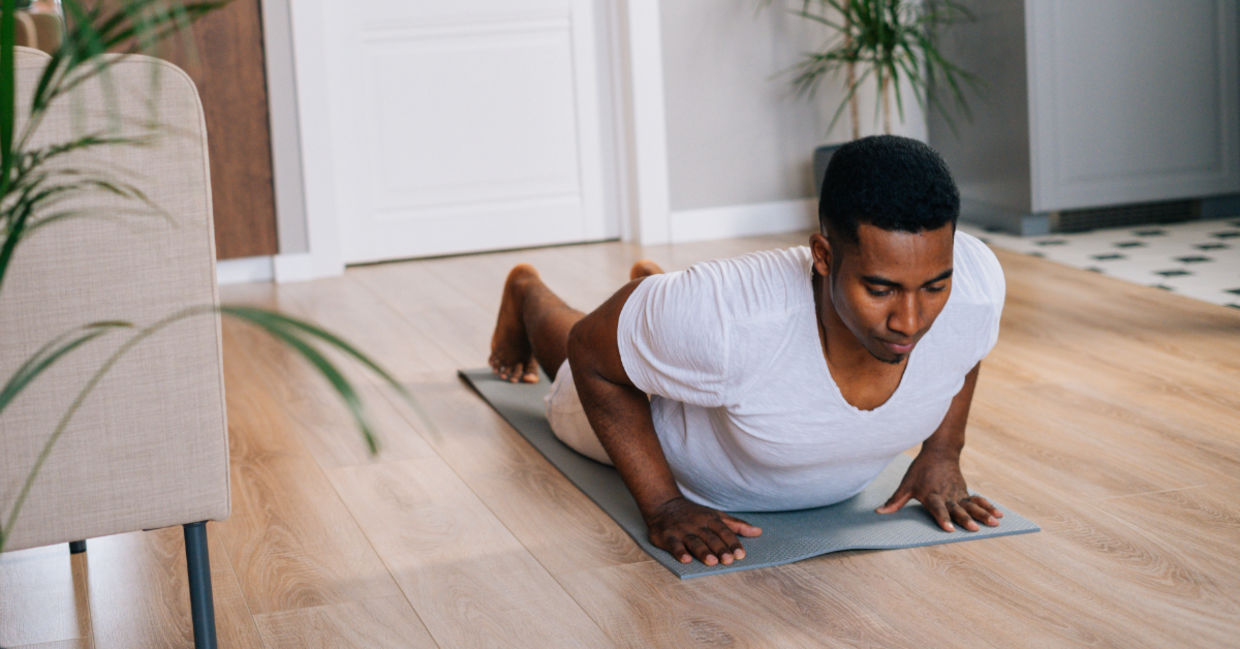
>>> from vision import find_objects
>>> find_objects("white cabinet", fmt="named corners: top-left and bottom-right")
top-left (929, 0), bottom-right (1239, 234)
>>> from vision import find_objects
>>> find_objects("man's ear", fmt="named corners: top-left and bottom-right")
top-left (809, 232), bottom-right (832, 277)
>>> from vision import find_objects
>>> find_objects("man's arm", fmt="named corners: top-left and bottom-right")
top-left (876, 362), bottom-right (1004, 531)
top-left (567, 279), bottom-right (761, 566)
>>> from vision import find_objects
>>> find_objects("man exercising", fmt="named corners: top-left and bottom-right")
top-left (489, 136), bottom-right (1005, 567)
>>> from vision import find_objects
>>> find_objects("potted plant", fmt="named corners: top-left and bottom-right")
top-left (0, 0), bottom-right (410, 555)
top-left (766, 0), bottom-right (979, 192)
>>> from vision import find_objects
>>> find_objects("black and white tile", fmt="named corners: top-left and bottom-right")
top-left (961, 218), bottom-right (1240, 310)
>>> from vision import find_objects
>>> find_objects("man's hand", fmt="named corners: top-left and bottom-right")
top-left (875, 449), bottom-right (1003, 532)
top-left (645, 497), bottom-right (762, 566)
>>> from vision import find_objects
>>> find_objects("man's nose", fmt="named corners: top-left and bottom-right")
top-left (889, 294), bottom-right (920, 337)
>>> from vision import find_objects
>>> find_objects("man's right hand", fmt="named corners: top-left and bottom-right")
top-left (645, 496), bottom-right (762, 566)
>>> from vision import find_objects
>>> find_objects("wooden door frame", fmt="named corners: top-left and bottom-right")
top-left (266, 0), bottom-right (674, 281)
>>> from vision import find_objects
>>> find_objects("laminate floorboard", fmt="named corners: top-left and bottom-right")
top-left (387, 379), bottom-right (648, 576)
top-left (3, 233), bottom-right (1237, 648)
top-left (217, 402), bottom-right (406, 615)
top-left (967, 381), bottom-right (1213, 498)
top-left (3, 641), bottom-right (90, 649)
top-left (214, 321), bottom-right (411, 616)
top-left (558, 558), bottom-right (932, 649)
top-left (252, 596), bottom-right (438, 649)
top-left (223, 320), bottom-right (437, 469)
top-left (327, 459), bottom-right (614, 649)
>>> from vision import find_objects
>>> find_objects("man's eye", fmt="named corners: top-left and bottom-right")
top-left (926, 284), bottom-right (947, 293)
top-left (866, 288), bottom-right (891, 297)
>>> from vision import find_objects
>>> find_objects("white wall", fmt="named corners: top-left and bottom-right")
top-left (656, 0), bottom-right (926, 241)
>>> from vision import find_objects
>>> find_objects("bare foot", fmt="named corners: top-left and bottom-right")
top-left (630, 259), bottom-right (664, 280)
top-left (489, 264), bottom-right (541, 383)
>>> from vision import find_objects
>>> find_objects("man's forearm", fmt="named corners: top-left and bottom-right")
top-left (920, 362), bottom-right (981, 458)
top-left (563, 284), bottom-right (687, 520)
top-left (571, 362), bottom-right (684, 518)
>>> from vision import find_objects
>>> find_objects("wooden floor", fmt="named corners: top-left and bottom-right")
top-left (3, 232), bottom-right (1239, 648)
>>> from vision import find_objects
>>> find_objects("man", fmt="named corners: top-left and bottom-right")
top-left (489, 136), bottom-right (1005, 567)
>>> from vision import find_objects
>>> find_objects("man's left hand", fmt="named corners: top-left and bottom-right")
top-left (875, 449), bottom-right (1003, 532)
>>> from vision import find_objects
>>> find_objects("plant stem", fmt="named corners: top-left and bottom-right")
top-left (1, 0), bottom-right (17, 200)
top-left (881, 72), bottom-right (891, 134)
top-left (845, 11), bottom-right (859, 141)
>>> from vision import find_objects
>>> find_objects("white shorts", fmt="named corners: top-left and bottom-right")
top-left (545, 361), bottom-right (613, 465)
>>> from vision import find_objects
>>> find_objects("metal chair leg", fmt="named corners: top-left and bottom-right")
top-left (69, 540), bottom-right (86, 554)
top-left (183, 522), bottom-right (218, 649)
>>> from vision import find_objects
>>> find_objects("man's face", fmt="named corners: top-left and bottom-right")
top-left (822, 223), bottom-right (955, 364)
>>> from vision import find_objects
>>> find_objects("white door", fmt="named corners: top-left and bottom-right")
top-left (321, 1), bottom-right (614, 264)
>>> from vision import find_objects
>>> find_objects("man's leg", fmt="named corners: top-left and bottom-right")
top-left (490, 264), bottom-right (579, 383)
top-left (489, 260), bottom-right (664, 383)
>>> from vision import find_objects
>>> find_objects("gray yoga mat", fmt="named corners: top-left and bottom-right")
top-left (459, 368), bottom-right (1039, 579)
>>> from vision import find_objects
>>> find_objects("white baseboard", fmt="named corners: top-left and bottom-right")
top-left (216, 256), bottom-right (274, 285)
top-left (669, 199), bottom-right (817, 244)
top-left (216, 253), bottom-right (330, 285)
top-left (273, 252), bottom-right (317, 283)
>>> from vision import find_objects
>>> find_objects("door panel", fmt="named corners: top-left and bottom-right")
top-left (323, 1), bottom-right (613, 264)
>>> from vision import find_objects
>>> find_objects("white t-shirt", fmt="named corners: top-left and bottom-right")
top-left (616, 231), bottom-right (1005, 512)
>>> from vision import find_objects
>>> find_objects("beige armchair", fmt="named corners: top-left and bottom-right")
top-left (0, 48), bottom-right (229, 648)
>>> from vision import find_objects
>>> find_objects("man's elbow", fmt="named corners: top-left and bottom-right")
top-left (567, 314), bottom-right (615, 384)
top-left (566, 317), bottom-right (592, 373)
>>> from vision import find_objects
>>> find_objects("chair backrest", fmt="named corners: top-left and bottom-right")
top-left (0, 47), bottom-right (230, 552)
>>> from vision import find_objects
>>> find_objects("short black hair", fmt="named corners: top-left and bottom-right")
top-left (818, 135), bottom-right (959, 246)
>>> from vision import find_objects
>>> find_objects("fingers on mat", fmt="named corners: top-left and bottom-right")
top-left (972, 495), bottom-right (1003, 518)
top-left (964, 500), bottom-right (999, 526)
top-left (927, 498), bottom-right (955, 531)
top-left (723, 513), bottom-right (762, 537)
top-left (665, 538), bottom-right (692, 564)
top-left (949, 501), bottom-right (980, 531)
top-left (683, 535), bottom-right (718, 566)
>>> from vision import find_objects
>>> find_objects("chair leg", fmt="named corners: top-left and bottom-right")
top-left (69, 540), bottom-right (86, 554)
top-left (183, 522), bottom-right (218, 649)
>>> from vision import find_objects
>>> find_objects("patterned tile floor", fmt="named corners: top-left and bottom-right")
top-left (959, 217), bottom-right (1240, 310)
